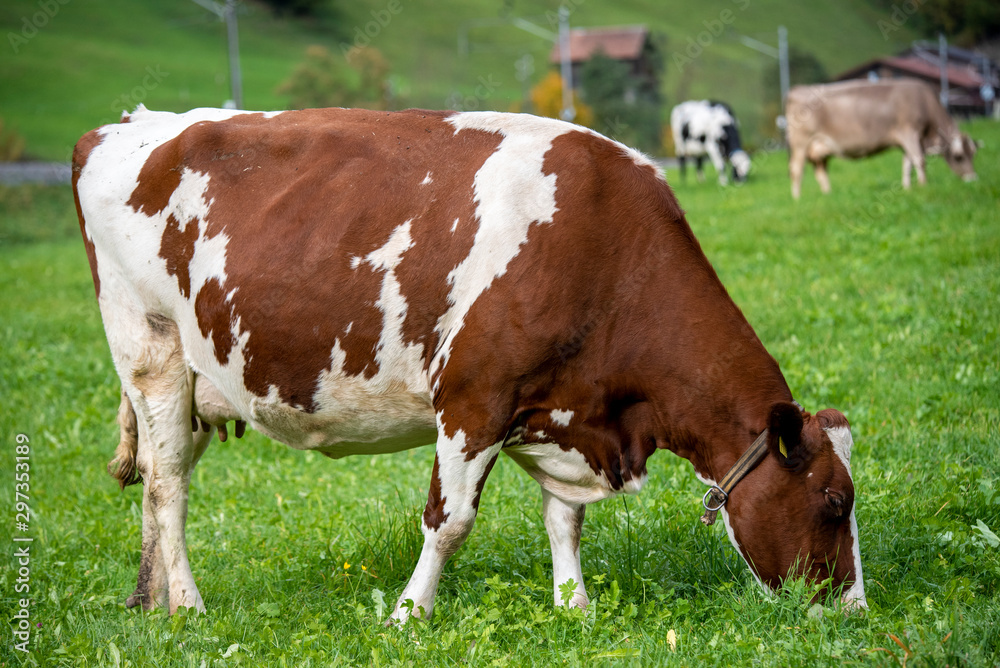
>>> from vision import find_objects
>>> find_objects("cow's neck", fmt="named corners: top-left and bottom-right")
top-left (628, 224), bottom-right (793, 483)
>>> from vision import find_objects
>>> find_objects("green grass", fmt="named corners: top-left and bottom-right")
top-left (0, 0), bottom-right (918, 160)
top-left (1, 121), bottom-right (998, 666)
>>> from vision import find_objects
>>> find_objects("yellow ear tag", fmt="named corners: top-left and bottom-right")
top-left (779, 437), bottom-right (788, 458)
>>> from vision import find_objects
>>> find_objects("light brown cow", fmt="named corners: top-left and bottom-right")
top-left (786, 79), bottom-right (978, 199)
top-left (74, 106), bottom-right (866, 622)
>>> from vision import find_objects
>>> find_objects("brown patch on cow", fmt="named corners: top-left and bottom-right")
top-left (159, 214), bottom-right (200, 298)
top-left (471, 451), bottom-right (499, 512)
top-left (423, 454), bottom-right (448, 530)
top-left (72, 128), bottom-right (104, 299)
top-left (126, 132), bottom-right (186, 217)
top-left (129, 108), bottom-right (502, 411)
top-left (126, 529), bottom-right (158, 609)
top-left (194, 277), bottom-right (237, 366)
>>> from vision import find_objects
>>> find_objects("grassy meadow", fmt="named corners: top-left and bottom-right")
top-left (1, 121), bottom-right (999, 666)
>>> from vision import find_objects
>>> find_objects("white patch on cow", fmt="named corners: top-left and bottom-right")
top-left (421, 171), bottom-right (433, 185)
top-left (505, 441), bottom-right (634, 504)
top-left (720, 508), bottom-right (769, 594)
top-left (430, 113), bottom-right (565, 385)
top-left (432, 413), bottom-right (496, 523)
top-left (825, 426), bottom-right (853, 472)
top-left (344, 322), bottom-right (352, 335)
top-left (694, 472), bottom-right (718, 487)
top-left (824, 425), bottom-right (867, 609)
top-left (364, 219), bottom-right (413, 270)
top-left (187, 226), bottom-right (230, 300)
top-left (622, 473), bottom-right (648, 494)
top-left (542, 489), bottom-right (588, 608)
top-left (550, 409), bottom-right (574, 427)
top-left (450, 217), bottom-right (459, 233)
top-left (505, 443), bottom-right (608, 504)
top-left (730, 150), bottom-right (751, 179)
top-left (349, 256), bottom-right (362, 269)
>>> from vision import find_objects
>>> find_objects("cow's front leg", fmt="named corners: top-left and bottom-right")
top-left (902, 154), bottom-right (913, 189)
top-left (899, 134), bottom-right (927, 188)
top-left (542, 489), bottom-right (588, 608)
top-left (390, 425), bottom-right (502, 623)
top-left (814, 158), bottom-right (831, 194)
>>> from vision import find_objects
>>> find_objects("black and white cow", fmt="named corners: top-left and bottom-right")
top-left (671, 100), bottom-right (751, 185)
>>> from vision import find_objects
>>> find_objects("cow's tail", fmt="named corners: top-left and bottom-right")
top-left (108, 388), bottom-right (142, 489)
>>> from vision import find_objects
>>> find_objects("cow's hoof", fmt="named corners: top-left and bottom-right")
top-left (125, 591), bottom-right (157, 610)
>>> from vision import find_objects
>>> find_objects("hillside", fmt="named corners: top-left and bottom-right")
top-left (0, 0), bottom-right (919, 160)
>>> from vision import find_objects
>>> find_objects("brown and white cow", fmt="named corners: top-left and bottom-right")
top-left (73, 105), bottom-right (866, 621)
top-left (786, 79), bottom-right (978, 199)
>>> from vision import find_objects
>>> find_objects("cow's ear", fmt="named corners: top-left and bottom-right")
top-left (767, 402), bottom-right (807, 470)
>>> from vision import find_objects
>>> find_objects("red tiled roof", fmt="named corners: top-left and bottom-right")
top-left (549, 26), bottom-right (648, 64)
top-left (836, 55), bottom-right (984, 90)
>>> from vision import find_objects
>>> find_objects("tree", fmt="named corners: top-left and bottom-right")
top-left (0, 119), bottom-right (26, 162)
top-left (259, 0), bottom-right (329, 17)
top-left (867, 0), bottom-right (1000, 45)
top-left (579, 50), bottom-right (662, 152)
top-left (277, 45), bottom-right (390, 110)
top-left (347, 46), bottom-right (391, 111)
top-left (529, 71), bottom-right (593, 127)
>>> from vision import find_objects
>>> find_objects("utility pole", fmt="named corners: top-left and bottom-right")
top-left (192, 0), bottom-right (243, 109)
top-left (938, 32), bottom-right (949, 110)
top-left (558, 6), bottom-right (575, 121)
top-left (456, 12), bottom-right (574, 121)
top-left (739, 26), bottom-right (790, 113)
top-left (777, 26), bottom-right (789, 109)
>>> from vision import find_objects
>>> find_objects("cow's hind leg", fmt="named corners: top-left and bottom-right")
top-left (104, 302), bottom-right (207, 614)
top-left (898, 135), bottom-right (926, 188)
top-left (126, 417), bottom-right (213, 610)
top-left (390, 416), bottom-right (503, 623)
top-left (132, 353), bottom-right (209, 614)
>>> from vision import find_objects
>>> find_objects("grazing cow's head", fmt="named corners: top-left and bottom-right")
top-left (943, 133), bottom-right (978, 182)
top-left (730, 150), bottom-right (751, 183)
top-left (723, 403), bottom-right (866, 609)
